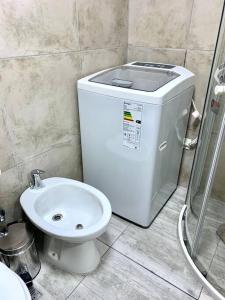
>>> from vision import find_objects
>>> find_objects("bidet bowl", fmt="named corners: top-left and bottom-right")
top-left (20, 177), bottom-right (112, 243)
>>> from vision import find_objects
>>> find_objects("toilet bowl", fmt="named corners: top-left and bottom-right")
top-left (0, 262), bottom-right (31, 300)
top-left (20, 177), bottom-right (112, 274)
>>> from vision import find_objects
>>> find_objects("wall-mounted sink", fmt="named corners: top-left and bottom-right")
top-left (0, 262), bottom-right (31, 300)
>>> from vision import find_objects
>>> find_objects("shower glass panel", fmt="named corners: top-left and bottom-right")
top-left (185, 3), bottom-right (225, 297)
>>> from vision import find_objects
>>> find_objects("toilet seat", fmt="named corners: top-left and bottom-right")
top-left (0, 262), bottom-right (31, 300)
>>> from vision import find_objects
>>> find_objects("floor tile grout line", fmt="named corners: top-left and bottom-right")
top-left (66, 246), bottom-right (112, 298)
top-left (100, 245), bottom-right (112, 259)
top-left (110, 225), bottom-right (130, 246)
top-left (97, 238), bottom-right (111, 248)
top-left (97, 216), bottom-right (130, 248)
top-left (63, 247), bottom-right (112, 299)
top-left (197, 239), bottom-right (222, 299)
top-left (110, 247), bottom-right (198, 300)
top-left (73, 243), bottom-right (197, 300)
top-left (198, 286), bottom-right (204, 300)
top-left (109, 221), bottom-right (131, 248)
top-left (92, 191), bottom-right (192, 298)
top-left (65, 275), bottom-right (86, 299)
top-left (97, 200), bottom-right (198, 298)
top-left (81, 281), bottom-right (105, 300)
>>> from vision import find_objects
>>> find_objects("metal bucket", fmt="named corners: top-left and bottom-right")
top-left (0, 222), bottom-right (41, 281)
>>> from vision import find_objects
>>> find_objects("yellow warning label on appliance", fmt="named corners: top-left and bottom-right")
top-left (123, 101), bottom-right (142, 150)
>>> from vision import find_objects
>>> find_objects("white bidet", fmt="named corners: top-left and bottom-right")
top-left (20, 177), bottom-right (112, 274)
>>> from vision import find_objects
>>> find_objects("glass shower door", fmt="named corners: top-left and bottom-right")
top-left (185, 4), bottom-right (225, 293)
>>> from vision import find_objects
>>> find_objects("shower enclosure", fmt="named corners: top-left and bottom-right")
top-left (179, 3), bottom-right (225, 300)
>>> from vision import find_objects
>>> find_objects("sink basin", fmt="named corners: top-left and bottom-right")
top-left (20, 177), bottom-right (112, 243)
top-left (0, 262), bottom-right (31, 300)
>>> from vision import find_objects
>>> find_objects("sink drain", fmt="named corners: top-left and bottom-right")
top-left (52, 214), bottom-right (63, 221)
top-left (76, 224), bottom-right (83, 230)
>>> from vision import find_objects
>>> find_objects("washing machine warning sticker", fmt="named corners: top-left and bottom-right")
top-left (123, 101), bottom-right (142, 150)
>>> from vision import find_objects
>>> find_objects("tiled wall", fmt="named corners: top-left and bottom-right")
top-left (127, 0), bottom-right (224, 186)
top-left (0, 0), bottom-right (128, 222)
top-left (1, 0), bottom-right (224, 222)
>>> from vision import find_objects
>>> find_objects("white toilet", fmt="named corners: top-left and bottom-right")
top-left (20, 177), bottom-right (112, 274)
top-left (0, 262), bottom-right (31, 300)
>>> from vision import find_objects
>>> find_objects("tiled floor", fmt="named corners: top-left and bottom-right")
top-left (33, 187), bottom-right (214, 300)
top-left (188, 194), bottom-right (225, 299)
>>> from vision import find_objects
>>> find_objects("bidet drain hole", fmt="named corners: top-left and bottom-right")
top-left (76, 224), bottom-right (83, 230)
top-left (52, 214), bottom-right (63, 221)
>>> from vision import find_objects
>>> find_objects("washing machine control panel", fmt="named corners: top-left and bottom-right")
top-left (132, 62), bottom-right (175, 69)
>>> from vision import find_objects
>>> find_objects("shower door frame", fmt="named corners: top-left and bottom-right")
top-left (186, 2), bottom-right (225, 258)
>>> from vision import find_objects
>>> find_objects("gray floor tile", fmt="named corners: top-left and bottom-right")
top-left (206, 241), bottom-right (225, 297)
top-left (98, 214), bottom-right (129, 246)
top-left (32, 282), bottom-right (55, 300)
top-left (33, 187), bottom-right (206, 300)
top-left (113, 206), bottom-right (202, 298)
top-left (68, 283), bottom-right (103, 300)
top-left (195, 219), bottom-right (220, 272)
top-left (35, 259), bottom-right (83, 299)
top-left (69, 249), bottom-right (194, 300)
top-left (150, 205), bottom-right (180, 239)
top-left (170, 187), bottom-right (187, 204)
top-left (199, 288), bottom-right (217, 300)
top-left (95, 239), bottom-right (109, 256)
top-left (187, 194), bottom-right (225, 278)
top-left (205, 197), bottom-right (225, 225)
top-left (35, 240), bottom-right (108, 299)
top-left (186, 211), bottom-right (220, 274)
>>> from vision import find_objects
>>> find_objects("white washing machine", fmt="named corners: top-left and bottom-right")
top-left (77, 62), bottom-right (195, 227)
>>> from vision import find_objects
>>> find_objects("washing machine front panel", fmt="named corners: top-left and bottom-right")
top-left (78, 89), bottom-right (162, 226)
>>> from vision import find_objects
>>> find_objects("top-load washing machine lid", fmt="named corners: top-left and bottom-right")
top-left (78, 62), bottom-right (195, 104)
top-left (89, 66), bottom-right (180, 92)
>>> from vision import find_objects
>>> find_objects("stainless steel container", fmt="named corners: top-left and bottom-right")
top-left (0, 222), bottom-right (41, 280)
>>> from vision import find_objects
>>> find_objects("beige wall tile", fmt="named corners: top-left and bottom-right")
top-left (0, 167), bottom-right (22, 222)
top-left (18, 136), bottom-right (82, 192)
top-left (77, 0), bottom-right (128, 50)
top-left (187, 0), bottom-right (223, 50)
top-left (0, 0), bottom-right (221, 210)
top-left (128, 0), bottom-right (193, 48)
top-left (0, 123), bottom-right (82, 225)
top-left (0, 53), bottom-right (82, 163)
top-left (81, 48), bottom-right (127, 76)
top-left (0, 1), bottom-right (128, 220)
top-left (0, 108), bottom-right (15, 171)
top-left (0, 0), bottom-right (79, 58)
top-left (127, 46), bottom-right (186, 66)
top-left (185, 50), bottom-right (214, 113)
